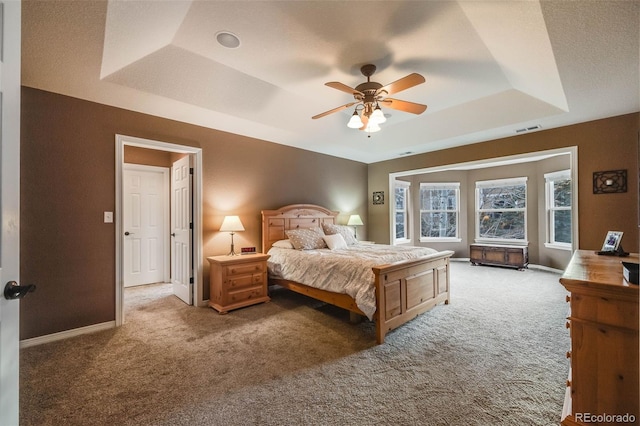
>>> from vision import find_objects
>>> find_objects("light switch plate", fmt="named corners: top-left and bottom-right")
top-left (104, 211), bottom-right (113, 223)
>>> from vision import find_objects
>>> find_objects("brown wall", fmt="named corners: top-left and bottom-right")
top-left (20, 87), bottom-right (368, 339)
top-left (19, 86), bottom-right (639, 340)
top-left (369, 113), bottom-right (639, 256)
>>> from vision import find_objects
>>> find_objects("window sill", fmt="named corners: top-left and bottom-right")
top-left (394, 239), bottom-right (411, 245)
top-left (474, 239), bottom-right (529, 246)
top-left (420, 238), bottom-right (462, 243)
top-left (544, 242), bottom-right (572, 251)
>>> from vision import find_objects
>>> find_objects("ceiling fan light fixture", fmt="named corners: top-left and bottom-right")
top-left (370, 105), bottom-right (386, 124)
top-left (364, 121), bottom-right (381, 133)
top-left (347, 110), bottom-right (364, 128)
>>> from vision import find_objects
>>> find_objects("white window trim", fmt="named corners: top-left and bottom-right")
top-left (393, 180), bottom-right (411, 245)
top-left (419, 182), bottom-right (461, 243)
top-left (544, 170), bottom-right (572, 251)
top-left (475, 177), bottom-right (528, 244)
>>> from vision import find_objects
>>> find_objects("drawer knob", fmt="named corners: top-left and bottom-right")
top-left (565, 321), bottom-right (571, 329)
top-left (566, 380), bottom-right (571, 387)
top-left (566, 295), bottom-right (571, 303)
top-left (566, 351), bottom-right (571, 359)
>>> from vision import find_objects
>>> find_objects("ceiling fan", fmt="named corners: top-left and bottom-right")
top-left (312, 64), bottom-right (427, 134)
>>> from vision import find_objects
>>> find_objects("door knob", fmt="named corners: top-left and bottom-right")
top-left (124, 231), bottom-right (134, 236)
top-left (171, 233), bottom-right (176, 237)
top-left (4, 281), bottom-right (36, 300)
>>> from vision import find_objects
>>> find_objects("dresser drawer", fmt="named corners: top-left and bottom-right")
top-left (226, 261), bottom-right (264, 277)
top-left (571, 293), bottom-right (639, 330)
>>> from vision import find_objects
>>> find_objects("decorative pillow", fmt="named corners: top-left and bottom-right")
top-left (323, 233), bottom-right (348, 250)
top-left (285, 228), bottom-right (327, 250)
top-left (322, 223), bottom-right (358, 245)
top-left (272, 239), bottom-right (294, 249)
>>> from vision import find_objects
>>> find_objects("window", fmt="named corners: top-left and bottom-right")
top-left (393, 180), bottom-right (410, 243)
top-left (476, 177), bottom-right (527, 243)
top-left (419, 183), bottom-right (460, 241)
top-left (545, 170), bottom-right (572, 249)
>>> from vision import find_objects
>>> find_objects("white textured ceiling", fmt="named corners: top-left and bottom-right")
top-left (22, 1), bottom-right (639, 164)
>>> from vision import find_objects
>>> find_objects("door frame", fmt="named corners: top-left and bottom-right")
top-left (122, 164), bottom-right (171, 287)
top-left (115, 134), bottom-right (204, 326)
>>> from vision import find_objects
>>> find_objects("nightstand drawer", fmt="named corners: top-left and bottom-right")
top-left (228, 273), bottom-right (263, 289)
top-left (227, 286), bottom-right (264, 304)
top-left (226, 262), bottom-right (264, 276)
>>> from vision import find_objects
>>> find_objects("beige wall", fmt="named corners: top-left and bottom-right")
top-left (396, 154), bottom-right (572, 268)
top-left (20, 87), bottom-right (367, 339)
top-left (368, 113), bottom-right (639, 261)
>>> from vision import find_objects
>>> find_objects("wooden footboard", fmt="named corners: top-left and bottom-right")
top-left (372, 250), bottom-right (453, 344)
top-left (270, 250), bottom-right (453, 344)
top-left (262, 204), bottom-right (454, 344)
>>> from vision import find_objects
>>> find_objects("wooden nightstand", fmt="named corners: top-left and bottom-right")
top-left (207, 253), bottom-right (270, 314)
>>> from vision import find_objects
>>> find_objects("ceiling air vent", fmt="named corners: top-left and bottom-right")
top-left (515, 125), bottom-right (542, 134)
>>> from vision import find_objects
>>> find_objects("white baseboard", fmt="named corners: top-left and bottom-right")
top-left (20, 321), bottom-right (116, 348)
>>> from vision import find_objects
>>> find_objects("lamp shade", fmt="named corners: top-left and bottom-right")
top-left (347, 111), bottom-right (364, 129)
top-left (347, 215), bottom-right (364, 226)
top-left (220, 215), bottom-right (245, 232)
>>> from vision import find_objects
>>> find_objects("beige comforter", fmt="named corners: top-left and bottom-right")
top-left (267, 243), bottom-right (439, 319)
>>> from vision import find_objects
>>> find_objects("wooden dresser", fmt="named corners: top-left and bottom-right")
top-left (207, 253), bottom-right (270, 314)
top-left (559, 250), bottom-right (639, 426)
top-left (470, 243), bottom-right (528, 270)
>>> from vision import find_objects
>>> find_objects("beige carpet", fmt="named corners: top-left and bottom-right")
top-left (20, 261), bottom-right (569, 425)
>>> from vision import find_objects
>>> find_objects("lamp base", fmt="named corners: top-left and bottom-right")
top-left (227, 243), bottom-right (239, 256)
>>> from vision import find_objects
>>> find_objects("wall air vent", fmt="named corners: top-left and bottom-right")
top-left (515, 125), bottom-right (542, 134)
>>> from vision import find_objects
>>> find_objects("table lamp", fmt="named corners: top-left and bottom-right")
top-left (220, 215), bottom-right (245, 256)
top-left (347, 214), bottom-right (364, 238)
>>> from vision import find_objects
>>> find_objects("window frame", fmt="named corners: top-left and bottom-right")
top-left (475, 177), bottom-right (528, 245)
top-left (544, 169), bottom-right (572, 250)
top-left (393, 180), bottom-right (411, 244)
top-left (419, 182), bottom-right (461, 242)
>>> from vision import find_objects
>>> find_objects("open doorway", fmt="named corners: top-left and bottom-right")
top-left (115, 134), bottom-right (204, 326)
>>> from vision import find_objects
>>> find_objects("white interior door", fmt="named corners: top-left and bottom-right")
top-left (1, 1), bottom-right (22, 424)
top-left (123, 165), bottom-right (169, 287)
top-left (171, 155), bottom-right (193, 304)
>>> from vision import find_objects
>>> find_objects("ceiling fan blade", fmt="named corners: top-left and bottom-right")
top-left (381, 98), bottom-right (427, 115)
top-left (325, 82), bottom-right (363, 96)
top-left (312, 101), bottom-right (359, 119)
top-left (379, 73), bottom-right (425, 96)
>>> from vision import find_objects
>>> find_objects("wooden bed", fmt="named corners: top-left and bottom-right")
top-left (261, 204), bottom-right (454, 344)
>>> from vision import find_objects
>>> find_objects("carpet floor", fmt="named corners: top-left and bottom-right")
top-left (20, 261), bottom-right (569, 425)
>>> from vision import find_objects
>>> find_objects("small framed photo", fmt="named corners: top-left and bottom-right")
top-left (601, 231), bottom-right (624, 252)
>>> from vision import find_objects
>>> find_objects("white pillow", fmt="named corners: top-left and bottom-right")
top-left (322, 223), bottom-right (358, 245)
top-left (323, 233), bottom-right (348, 250)
top-left (272, 239), bottom-right (294, 249)
top-left (285, 228), bottom-right (327, 250)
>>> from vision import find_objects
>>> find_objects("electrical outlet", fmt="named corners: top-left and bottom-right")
top-left (104, 211), bottom-right (113, 223)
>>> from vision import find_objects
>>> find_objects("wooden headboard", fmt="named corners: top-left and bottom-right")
top-left (261, 204), bottom-right (339, 253)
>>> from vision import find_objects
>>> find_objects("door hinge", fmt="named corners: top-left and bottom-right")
top-left (189, 167), bottom-right (194, 175)
top-left (190, 277), bottom-right (194, 284)
top-left (189, 222), bottom-right (193, 229)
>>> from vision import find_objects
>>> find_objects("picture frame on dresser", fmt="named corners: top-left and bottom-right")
top-left (597, 230), bottom-right (628, 256)
top-left (601, 230), bottom-right (623, 252)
